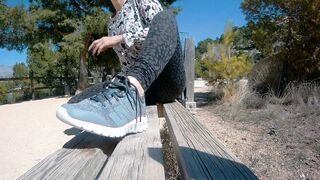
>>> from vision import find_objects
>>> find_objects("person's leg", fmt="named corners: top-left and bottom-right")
top-left (58, 10), bottom-right (185, 138)
top-left (124, 10), bottom-right (185, 105)
top-left (68, 10), bottom-right (185, 105)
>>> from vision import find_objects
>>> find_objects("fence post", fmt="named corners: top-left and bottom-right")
top-left (183, 38), bottom-right (196, 113)
top-left (63, 77), bottom-right (70, 96)
top-left (30, 72), bottom-right (35, 100)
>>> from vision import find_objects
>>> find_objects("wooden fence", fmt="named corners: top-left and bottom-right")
top-left (0, 75), bottom-right (104, 103)
top-left (0, 76), bottom-right (70, 103)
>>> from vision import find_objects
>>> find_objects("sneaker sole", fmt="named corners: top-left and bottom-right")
top-left (56, 106), bottom-right (148, 138)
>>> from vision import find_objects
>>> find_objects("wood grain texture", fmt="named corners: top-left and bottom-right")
top-left (184, 38), bottom-right (195, 102)
top-left (18, 132), bottom-right (118, 180)
top-left (98, 106), bottom-right (165, 180)
top-left (164, 102), bottom-right (258, 180)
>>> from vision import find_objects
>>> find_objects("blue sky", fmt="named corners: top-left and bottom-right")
top-left (0, 0), bottom-right (247, 66)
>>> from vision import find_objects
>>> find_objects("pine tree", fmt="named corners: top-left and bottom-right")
top-left (242, 0), bottom-right (320, 84)
top-left (1, 0), bottom-right (179, 92)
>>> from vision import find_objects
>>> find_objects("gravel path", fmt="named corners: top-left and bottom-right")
top-left (194, 86), bottom-right (320, 180)
top-left (2, 85), bottom-right (318, 180)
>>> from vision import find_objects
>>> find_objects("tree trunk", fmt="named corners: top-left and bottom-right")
top-left (64, 59), bottom-right (70, 96)
top-left (278, 58), bottom-right (288, 96)
top-left (78, 37), bottom-right (90, 91)
top-left (30, 71), bottom-right (35, 100)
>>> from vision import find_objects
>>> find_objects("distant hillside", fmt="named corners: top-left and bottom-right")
top-left (0, 65), bottom-right (13, 78)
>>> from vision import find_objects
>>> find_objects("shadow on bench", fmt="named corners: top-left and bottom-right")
top-left (18, 106), bottom-right (165, 180)
top-left (18, 102), bottom-right (257, 180)
top-left (163, 102), bottom-right (258, 180)
top-left (149, 147), bottom-right (255, 179)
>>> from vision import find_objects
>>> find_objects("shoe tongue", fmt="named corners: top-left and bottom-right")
top-left (108, 75), bottom-right (127, 90)
top-left (110, 75), bottom-right (135, 92)
top-left (111, 75), bottom-right (126, 83)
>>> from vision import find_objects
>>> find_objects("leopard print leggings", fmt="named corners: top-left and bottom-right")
top-left (68, 10), bottom-right (185, 105)
top-left (125, 10), bottom-right (186, 105)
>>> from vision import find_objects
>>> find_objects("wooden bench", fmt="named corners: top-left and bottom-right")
top-left (19, 106), bottom-right (165, 180)
top-left (18, 102), bottom-right (257, 180)
top-left (19, 38), bottom-right (257, 179)
top-left (163, 101), bottom-right (257, 179)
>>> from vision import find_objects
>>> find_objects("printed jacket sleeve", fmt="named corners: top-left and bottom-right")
top-left (122, 0), bottom-right (163, 48)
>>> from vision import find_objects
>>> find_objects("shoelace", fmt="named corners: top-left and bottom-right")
top-left (90, 76), bottom-right (143, 123)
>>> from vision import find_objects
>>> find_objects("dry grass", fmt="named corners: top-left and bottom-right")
top-left (160, 123), bottom-right (181, 180)
top-left (206, 82), bottom-right (320, 179)
top-left (281, 82), bottom-right (320, 109)
top-left (223, 81), bottom-right (320, 110)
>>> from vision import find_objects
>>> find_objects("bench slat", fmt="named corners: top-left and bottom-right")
top-left (164, 102), bottom-right (258, 180)
top-left (98, 105), bottom-right (165, 180)
top-left (18, 132), bottom-right (118, 180)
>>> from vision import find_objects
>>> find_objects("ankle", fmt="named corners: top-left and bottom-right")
top-left (127, 76), bottom-right (145, 97)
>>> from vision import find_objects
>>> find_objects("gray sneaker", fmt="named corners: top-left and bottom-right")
top-left (56, 75), bottom-right (147, 138)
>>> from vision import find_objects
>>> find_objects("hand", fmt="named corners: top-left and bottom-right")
top-left (88, 35), bottom-right (123, 56)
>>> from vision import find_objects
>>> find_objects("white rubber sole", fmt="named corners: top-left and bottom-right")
top-left (56, 106), bottom-right (148, 138)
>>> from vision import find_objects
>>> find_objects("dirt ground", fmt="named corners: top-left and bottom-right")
top-left (0, 97), bottom-right (79, 180)
top-left (193, 86), bottom-right (320, 180)
top-left (1, 86), bottom-right (319, 180)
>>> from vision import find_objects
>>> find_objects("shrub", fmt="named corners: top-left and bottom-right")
top-left (238, 82), bottom-right (320, 111)
top-left (241, 91), bottom-right (267, 109)
top-left (282, 83), bottom-right (320, 109)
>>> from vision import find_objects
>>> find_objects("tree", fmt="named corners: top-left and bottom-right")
top-left (241, 0), bottom-right (320, 87)
top-left (28, 41), bottom-right (59, 87)
top-left (0, 3), bottom-right (30, 51)
top-left (196, 23), bottom-right (253, 81)
top-left (0, 82), bottom-right (8, 104)
top-left (195, 38), bottom-right (215, 60)
top-left (26, 0), bottom-right (112, 90)
top-left (13, 62), bottom-right (29, 78)
top-left (0, 0), bottom-right (115, 91)
top-left (200, 23), bottom-right (253, 83)
top-left (232, 26), bottom-right (263, 62)
top-left (1, 0), bottom-right (179, 93)
top-left (199, 24), bottom-right (253, 99)
top-left (12, 62), bottom-right (29, 92)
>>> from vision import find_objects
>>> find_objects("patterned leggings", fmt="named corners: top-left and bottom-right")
top-left (125, 10), bottom-right (186, 105)
top-left (68, 10), bottom-right (185, 105)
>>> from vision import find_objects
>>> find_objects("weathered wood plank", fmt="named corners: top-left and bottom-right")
top-left (164, 101), bottom-right (258, 180)
top-left (98, 106), bottom-right (165, 180)
top-left (18, 132), bottom-right (118, 180)
top-left (184, 38), bottom-right (195, 102)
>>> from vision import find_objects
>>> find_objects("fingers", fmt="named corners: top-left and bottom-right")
top-left (88, 38), bottom-right (109, 56)
top-left (92, 42), bottom-right (103, 56)
top-left (89, 40), bottom-right (102, 56)
top-left (97, 45), bottom-right (106, 55)
top-left (88, 39), bottom-right (99, 52)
